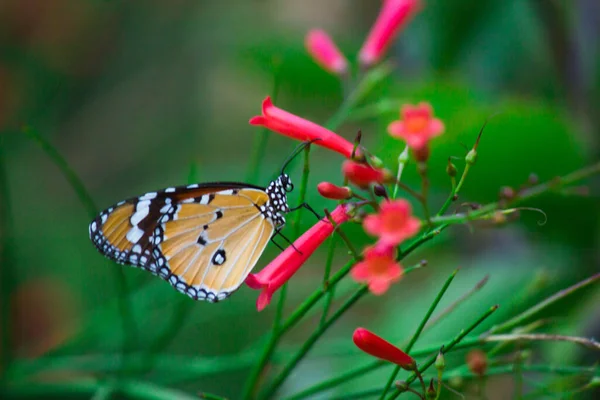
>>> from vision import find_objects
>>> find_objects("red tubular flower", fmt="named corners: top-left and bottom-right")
top-left (305, 29), bottom-right (348, 76)
top-left (246, 205), bottom-right (351, 311)
top-left (353, 327), bottom-right (416, 369)
top-left (342, 160), bottom-right (392, 188)
top-left (363, 199), bottom-right (421, 246)
top-left (358, 0), bottom-right (422, 68)
top-left (250, 97), bottom-right (355, 158)
top-left (351, 244), bottom-right (403, 295)
top-left (387, 102), bottom-right (444, 152)
top-left (317, 182), bottom-right (352, 200)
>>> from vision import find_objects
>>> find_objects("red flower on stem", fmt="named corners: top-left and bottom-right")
top-left (305, 29), bottom-right (348, 76)
top-left (388, 102), bottom-right (444, 152)
top-left (342, 160), bottom-right (393, 188)
top-left (358, 0), bottom-right (422, 68)
top-left (353, 327), bottom-right (416, 369)
top-left (351, 244), bottom-right (403, 295)
top-left (363, 199), bottom-right (421, 246)
top-left (250, 96), bottom-right (355, 158)
top-left (317, 182), bottom-right (352, 200)
top-left (246, 205), bottom-right (351, 311)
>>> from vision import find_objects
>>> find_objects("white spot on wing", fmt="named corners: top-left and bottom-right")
top-left (165, 187), bottom-right (176, 193)
top-left (140, 192), bottom-right (157, 200)
top-left (132, 244), bottom-right (142, 254)
top-left (219, 189), bottom-right (234, 195)
top-left (126, 226), bottom-right (144, 243)
top-left (130, 206), bottom-right (149, 226)
top-left (187, 184), bottom-right (199, 189)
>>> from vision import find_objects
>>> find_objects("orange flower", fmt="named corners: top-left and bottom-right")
top-left (351, 245), bottom-right (403, 295)
top-left (353, 327), bottom-right (416, 369)
top-left (363, 199), bottom-right (420, 246)
top-left (388, 102), bottom-right (444, 151)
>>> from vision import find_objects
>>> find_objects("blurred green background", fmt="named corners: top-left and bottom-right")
top-left (1, 0), bottom-right (599, 399)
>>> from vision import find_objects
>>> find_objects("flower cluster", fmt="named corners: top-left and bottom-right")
top-left (245, 0), bottom-right (444, 310)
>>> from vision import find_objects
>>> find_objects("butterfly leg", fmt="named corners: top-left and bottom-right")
top-left (273, 228), bottom-right (302, 254)
top-left (289, 203), bottom-right (322, 220)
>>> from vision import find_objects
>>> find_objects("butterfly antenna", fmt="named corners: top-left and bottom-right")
top-left (280, 139), bottom-right (322, 175)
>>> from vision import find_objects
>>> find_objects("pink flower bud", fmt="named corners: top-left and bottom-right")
top-left (317, 182), bottom-right (352, 200)
top-left (305, 29), bottom-right (348, 76)
top-left (342, 161), bottom-right (392, 188)
top-left (353, 327), bottom-right (416, 368)
top-left (359, 0), bottom-right (422, 68)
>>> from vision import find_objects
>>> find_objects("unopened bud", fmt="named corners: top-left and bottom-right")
top-left (435, 350), bottom-right (445, 372)
top-left (317, 182), bottom-right (352, 200)
top-left (370, 155), bottom-right (384, 169)
top-left (395, 380), bottom-right (408, 391)
top-left (446, 159), bottom-right (457, 177)
top-left (528, 173), bottom-right (539, 185)
top-left (426, 378), bottom-right (437, 399)
top-left (413, 146), bottom-right (430, 163)
top-left (373, 184), bottom-right (388, 198)
top-left (465, 149), bottom-right (477, 165)
top-left (492, 211), bottom-right (507, 225)
top-left (499, 186), bottom-right (515, 201)
top-left (466, 349), bottom-right (487, 376)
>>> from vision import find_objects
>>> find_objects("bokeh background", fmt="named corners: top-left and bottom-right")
top-left (1, 0), bottom-right (599, 399)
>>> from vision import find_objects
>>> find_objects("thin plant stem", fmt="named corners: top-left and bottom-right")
top-left (417, 162), bottom-right (432, 225)
top-left (263, 263), bottom-right (424, 399)
top-left (247, 66), bottom-right (281, 183)
top-left (483, 333), bottom-right (600, 350)
top-left (282, 337), bottom-right (483, 400)
top-left (22, 126), bottom-right (98, 219)
top-left (425, 275), bottom-right (489, 329)
top-left (0, 135), bottom-right (15, 378)
top-left (243, 145), bottom-right (312, 399)
top-left (340, 364), bottom-right (598, 400)
top-left (21, 127), bottom-right (137, 366)
top-left (260, 286), bottom-right (370, 399)
top-left (387, 305), bottom-right (499, 400)
top-left (199, 392), bottom-right (229, 400)
top-left (379, 270), bottom-right (459, 400)
top-left (487, 272), bottom-right (600, 335)
top-left (320, 235), bottom-right (338, 326)
top-left (324, 63), bottom-right (393, 131)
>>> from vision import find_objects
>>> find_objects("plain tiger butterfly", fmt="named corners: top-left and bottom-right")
top-left (88, 172), bottom-right (300, 303)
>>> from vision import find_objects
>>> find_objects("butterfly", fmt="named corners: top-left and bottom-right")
top-left (89, 173), bottom-right (299, 303)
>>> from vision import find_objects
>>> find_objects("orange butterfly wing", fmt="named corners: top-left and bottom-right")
top-left (89, 183), bottom-right (275, 302)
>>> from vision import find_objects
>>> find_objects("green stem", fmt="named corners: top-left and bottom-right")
top-left (379, 270), bottom-right (458, 400)
top-left (487, 272), bottom-right (600, 335)
top-left (338, 364), bottom-right (598, 400)
top-left (3, 379), bottom-right (201, 400)
top-left (0, 135), bottom-right (15, 378)
top-left (283, 337), bottom-right (483, 400)
top-left (21, 127), bottom-right (136, 369)
top-left (243, 145), bottom-right (312, 399)
top-left (247, 68), bottom-right (281, 183)
top-left (22, 127), bottom-right (98, 219)
top-left (387, 305), bottom-right (499, 400)
top-left (320, 235), bottom-right (338, 326)
top-left (260, 286), bottom-right (369, 399)
top-left (324, 63), bottom-right (393, 131)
